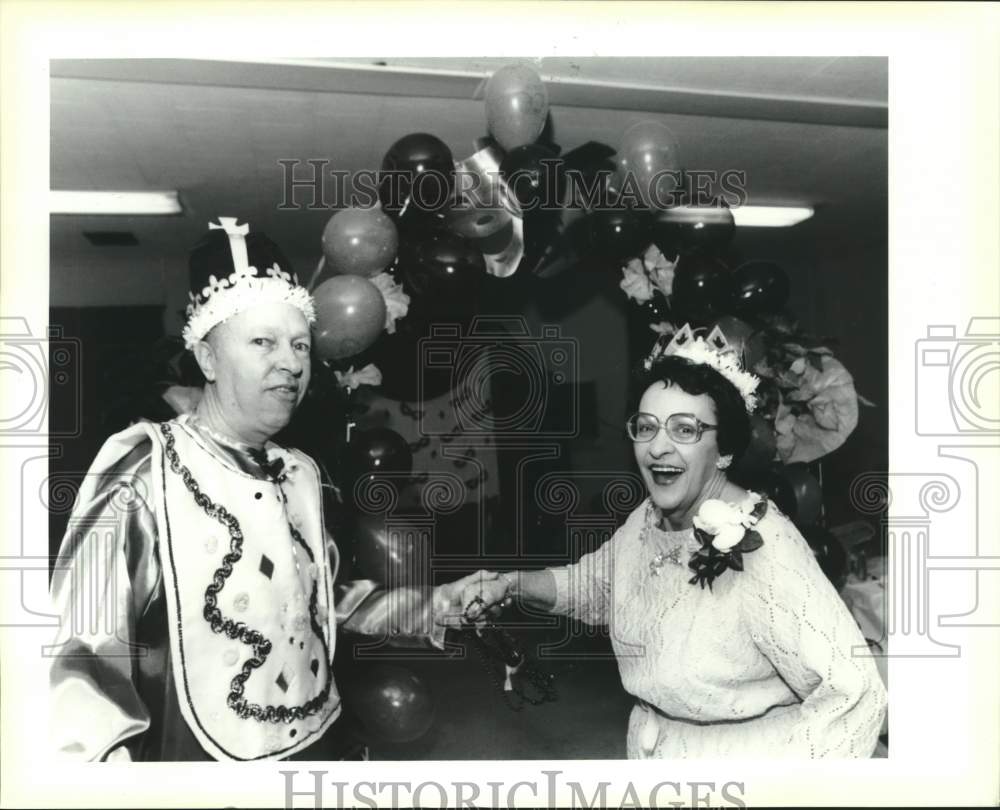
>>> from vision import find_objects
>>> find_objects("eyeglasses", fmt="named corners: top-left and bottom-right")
top-left (626, 412), bottom-right (718, 444)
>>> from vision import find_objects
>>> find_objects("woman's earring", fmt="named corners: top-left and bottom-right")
top-left (716, 455), bottom-right (733, 470)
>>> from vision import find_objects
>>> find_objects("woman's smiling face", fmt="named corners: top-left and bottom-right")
top-left (633, 380), bottom-right (724, 528)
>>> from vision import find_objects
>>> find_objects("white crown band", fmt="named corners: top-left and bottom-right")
top-left (644, 324), bottom-right (760, 412)
top-left (183, 274), bottom-right (317, 350)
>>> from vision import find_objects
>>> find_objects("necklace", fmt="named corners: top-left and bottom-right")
top-left (643, 472), bottom-right (730, 575)
top-left (648, 545), bottom-right (685, 575)
top-left (642, 502), bottom-right (693, 576)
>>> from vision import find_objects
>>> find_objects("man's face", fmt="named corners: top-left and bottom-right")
top-left (200, 302), bottom-right (311, 445)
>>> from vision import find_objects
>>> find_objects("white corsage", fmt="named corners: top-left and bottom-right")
top-left (689, 493), bottom-right (767, 589)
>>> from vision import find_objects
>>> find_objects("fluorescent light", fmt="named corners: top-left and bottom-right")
top-left (50, 190), bottom-right (182, 215)
top-left (731, 205), bottom-right (814, 228)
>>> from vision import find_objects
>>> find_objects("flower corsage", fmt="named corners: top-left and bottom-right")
top-left (688, 494), bottom-right (767, 589)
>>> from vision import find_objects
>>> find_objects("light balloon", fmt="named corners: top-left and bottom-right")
top-left (313, 275), bottom-right (386, 361)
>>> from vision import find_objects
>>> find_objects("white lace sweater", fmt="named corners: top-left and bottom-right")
top-left (548, 498), bottom-right (887, 758)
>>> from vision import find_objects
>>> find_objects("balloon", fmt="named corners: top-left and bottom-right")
top-left (313, 275), bottom-right (387, 361)
top-left (587, 207), bottom-right (652, 263)
top-left (617, 121), bottom-right (683, 211)
top-left (669, 254), bottom-right (734, 325)
top-left (351, 665), bottom-right (435, 743)
top-left (761, 468), bottom-right (797, 518)
top-left (321, 207), bottom-right (398, 278)
top-left (801, 525), bottom-right (848, 589)
top-left (399, 231), bottom-right (487, 312)
top-left (643, 291), bottom-right (672, 323)
top-left (345, 427), bottom-right (412, 487)
top-left (783, 462), bottom-right (824, 526)
top-left (484, 63), bottom-right (549, 151)
top-left (378, 133), bottom-right (455, 220)
top-left (729, 414), bottom-right (777, 484)
top-left (353, 512), bottom-right (424, 587)
top-left (499, 143), bottom-right (565, 211)
top-left (762, 463), bottom-right (823, 525)
top-left (733, 261), bottom-right (791, 315)
top-left (651, 205), bottom-right (735, 256)
top-left (712, 315), bottom-right (767, 372)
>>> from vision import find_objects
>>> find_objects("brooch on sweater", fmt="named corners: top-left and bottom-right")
top-left (687, 494), bottom-right (767, 589)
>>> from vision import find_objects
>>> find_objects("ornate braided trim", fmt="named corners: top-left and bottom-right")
top-left (160, 422), bottom-right (331, 723)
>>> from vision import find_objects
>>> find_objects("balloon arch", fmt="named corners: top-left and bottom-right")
top-left (289, 61), bottom-right (872, 743)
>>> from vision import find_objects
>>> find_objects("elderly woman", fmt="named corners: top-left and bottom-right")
top-left (463, 328), bottom-right (887, 758)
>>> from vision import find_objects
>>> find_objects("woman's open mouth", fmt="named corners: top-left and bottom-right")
top-left (649, 464), bottom-right (684, 487)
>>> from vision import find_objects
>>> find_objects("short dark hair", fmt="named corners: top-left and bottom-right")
top-left (631, 355), bottom-right (752, 460)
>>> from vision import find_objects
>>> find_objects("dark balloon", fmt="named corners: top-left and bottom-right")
top-left (353, 512), bottom-right (423, 587)
top-left (313, 275), bottom-right (387, 361)
top-left (359, 249), bottom-right (476, 403)
top-left (733, 261), bottom-right (791, 315)
top-left (345, 427), bottom-right (413, 488)
top-left (643, 291), bottom-right (672, 323)
top-left (500, 144), bottom-right (565, 211)
top-left (761, 468), bottom-right (797, 518)
top-left (651, 205), bottom-right (735, 256)
top-left (588, 207), bottom-right (652, 263)
top-left (730, 414), bottom-right (777, 482)
top-left (378, 133), bottom-right (455, 220)
top-left (801, 525), bottom-right (848, 589)
top-left (350, 665), bottom-right (436, 744)
top-left (400, 231), bottom-right (487, 311)
top-left (669, 254), bottom-right (734, 325)
top-left (485, 63), bottom-right (549, 151)
top-left (783, 462), bottom-right (824, 526)
top-left (763, 463), bottom-right (823, 526)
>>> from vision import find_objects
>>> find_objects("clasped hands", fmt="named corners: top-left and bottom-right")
top-left (434, 569), bottom-right (512, 630)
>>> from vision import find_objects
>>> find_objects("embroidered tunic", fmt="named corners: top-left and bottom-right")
top-left (548, 498), bottom-right (887, 758)
top-left (50, 414), bottom-right (444, 761)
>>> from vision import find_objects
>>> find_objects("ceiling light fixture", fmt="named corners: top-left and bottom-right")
top-left (50, 190), bottom-right (183, 216)
top-left (730, 205), bottom-right (814, 228)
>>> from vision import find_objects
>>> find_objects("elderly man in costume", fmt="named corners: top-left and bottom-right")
top-left (50, 218), bottom-right (469, 762)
